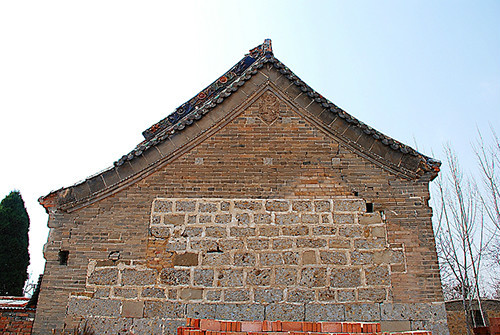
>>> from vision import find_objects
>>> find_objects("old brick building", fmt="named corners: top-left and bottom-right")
top-left (34, 40), bottom-right (448, 334)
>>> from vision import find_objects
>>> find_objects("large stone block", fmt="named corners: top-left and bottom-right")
top-left (254, 288), bottom-right (284, 303)
top-left (266, 303), bottom-right (305, 321)
top-left (299, 267), bottom-right (326, 287)
top-left (130, 318), bottom-right (164, 334)
top-left (160, 268), bottom-right (190, 286)
top-left (288, 289), bottom-right (315, 303)
top-left (215, 303), bottom-right (265, 321)
top-left (68, 298), bottom-right (121, 317)
top-left (122, 268), bottom-right (158, 286)
top-left (330, 268), bottom-right (361, 288)
top-left (88, 268), bottom-right (119, 286)
top-left (121, 301), bottom-right (144, 318)
top-left (193, 269), bottom-right (214, 287)
top-left (173, 252), bottom-right (199, 266)
top-left (217, 269), bottom-right (243, 287)
top-left (186, 303), bottom-right (217, 319)
top-left (345, 303), bottom-right (381, 321)
top-left (144, 301), bottom-right (185, 318)
top-left (86, 317), bottom-right (133, 334)
top-left (305, 303), bottom-right (345, 321)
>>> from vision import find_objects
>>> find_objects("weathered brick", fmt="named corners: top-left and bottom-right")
top-left (359, 287), bottom-right (387, 302)
top-left (153, 200), bottom-right (172, 213)
top-left (247, 268), bottom-right (272, 286)
top-left (313, 225), bottom-right (337, 235)
top-left (265, 200), bottom-right (290, 212)
top-left (144, 301), bottom-right (184, 318)
top-left (283, 251), bottom-right (300, 265)
top-left (202, 252), bottom-right (230, 266)
top-left (121, 269), bottom-right (158, 286)
top-left (235, 213), bottom-right (250, 225)
top-left (282, 225), bottom-right (309, 236)
top-left (330, 268), bottom-right (361, 288)
top-left (301, 213), bottom-right (320, 224)
top-left (224, 289), bottom-right (250, 302)
top-left (320, 251), bottom-right (347, 265)
top-left (288, 288), bottom-right (315, 302)
top-left (175, 200), bottom-right (196, 212)
top-left (159, 268), bottom-right (190, 285)
top-left (218, 239), bottom-right (244, 250)
top-left (260, 252), bottom-right (284, 266)
top-left (199, 202), bottom-right (218, 212)
top-left (217, 269), bottom-right (243, 287)
top-left (332, 199), bottom-right (365, 212)
top-left (234, 252), bottom-right (256, 266)
top-left (205, 226), bottom-right (227, 238)
top-left (292, 200), bottom-right (313, 212)
top-left (299, 267), bottom-right (326, 287)
top-left (365, 265), bottom-right (390, 286)
top-left (247, 238), bottom-right (270, 250)
top-left (230, 227), bottom-right (255, 237)
top-left (275, 268), bottom-right (297, 285)
top-left (272, 238), bottom-right (294, 249)
top-left (254, 288), bottom-right (284, 303)
top-left (141, 288), bottom-right (165, 298)
top-left (193, 269), bottom-right (214, 287)
top-left (173, 252), bottom-right (198, 266)
top-left (214, 214), bottom-right (232, 224)
top-left (234, 200), bottom-right (263, 211)
top-left (314, 200), bottom-right (331, 212)
top-left (318, 288), bottom-right (337, 302)
top-left (163, 214), bottom-right (185, 225)
top-left (88, 268), bottom-right (118, 286)
top-left (255, 213), bottom-right (272, 224)
top-left (297, 238), bottom-right (327, 248)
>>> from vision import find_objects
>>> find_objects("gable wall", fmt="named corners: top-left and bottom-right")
top-left (33, 68), bottom-right (447, 334)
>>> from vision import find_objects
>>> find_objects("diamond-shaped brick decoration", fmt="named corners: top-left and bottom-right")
top-left (257, 91), bottom-right (280, 124)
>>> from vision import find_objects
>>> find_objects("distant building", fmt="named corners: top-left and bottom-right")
top-left (0, 297), bottom-right (35, 334)
top-left (445, 299), bottom-right (500, 334)
top-left (34, 40), bottom-right (447, 334)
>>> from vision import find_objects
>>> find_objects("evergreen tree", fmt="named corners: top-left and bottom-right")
top-left (0, 191), bottom-right (30, 296)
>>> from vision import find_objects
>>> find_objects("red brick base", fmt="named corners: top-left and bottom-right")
top-left (179, 318), bottom-right (431, 335)
top-left (0, 309), bottom-right (35, 334)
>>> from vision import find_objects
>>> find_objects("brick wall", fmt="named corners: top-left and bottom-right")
top-left (0, 309), bottom-right (35, 334)
top-left (33, 67), bottom-right (447, 334)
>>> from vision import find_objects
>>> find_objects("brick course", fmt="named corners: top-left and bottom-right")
top-left (0, 309), bottom-right (35, 334)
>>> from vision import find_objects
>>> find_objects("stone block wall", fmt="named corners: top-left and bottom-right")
top-left (145, 198), bottom-right (404, 303)
top-left (64, 198), bottom-right (447, 334)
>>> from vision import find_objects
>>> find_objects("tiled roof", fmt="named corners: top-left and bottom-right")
top-left (114, 39), bottom-right (440, 171)
top-left (0, 297), bottom-right (31, 310)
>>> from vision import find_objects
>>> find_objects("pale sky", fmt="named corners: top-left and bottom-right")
top-left (0, 1), bottom-right (499, 282)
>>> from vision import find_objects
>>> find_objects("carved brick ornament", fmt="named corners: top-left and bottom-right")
top-left (257, 91), bottom-right (280, 124)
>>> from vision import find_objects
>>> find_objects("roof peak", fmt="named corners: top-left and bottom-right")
top-left (249, 39), bottom-right (273, 58)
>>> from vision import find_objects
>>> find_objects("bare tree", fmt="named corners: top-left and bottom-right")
top-left (474, 129), bottom-right (500, 298)
top-left (433, 145), bottom-right (487, 334)
top-left (475, 129), bottom-right (500, 231)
